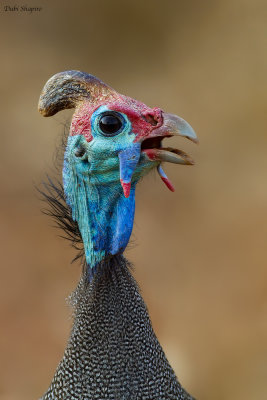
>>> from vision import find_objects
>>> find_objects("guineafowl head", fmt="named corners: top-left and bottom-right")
top-left (38, 71), bottom-right (197, 272)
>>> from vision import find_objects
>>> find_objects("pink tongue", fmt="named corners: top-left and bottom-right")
top-left (157, 165), bottom-right (175, 192)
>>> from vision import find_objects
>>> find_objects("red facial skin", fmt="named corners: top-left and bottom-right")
top-left (141, 149), bottom-right (159, 160)
top-left (70, 93), bottom-right (164, 143)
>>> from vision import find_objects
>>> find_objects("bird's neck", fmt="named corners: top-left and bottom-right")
top-left (41, 255), bottom-right (192, 400)
top-left (63, 161), bottom-right (137, 268)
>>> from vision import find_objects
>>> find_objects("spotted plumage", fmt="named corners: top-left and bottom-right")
top-left (41, 257), bottom-right (194, 400)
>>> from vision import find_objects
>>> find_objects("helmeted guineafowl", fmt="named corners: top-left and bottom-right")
top-left (38, 70), bottom-right (198, 400)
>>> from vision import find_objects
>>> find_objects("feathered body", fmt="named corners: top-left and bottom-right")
top-left (38, 71), bottom-right (197, 399)
top-left (41, 256), bottom-right (193, 400)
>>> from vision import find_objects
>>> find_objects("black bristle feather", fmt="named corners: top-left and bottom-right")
top-left (36, 123), bottom-right (85, 264)
top-left (37, 178), bottom-right (84, 264)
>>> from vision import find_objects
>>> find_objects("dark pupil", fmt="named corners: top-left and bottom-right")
top-left (99, 114), bottom-right (122, 135)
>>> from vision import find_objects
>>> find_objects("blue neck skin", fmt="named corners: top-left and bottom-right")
top-left (62, 135), bottom-right (140, 272)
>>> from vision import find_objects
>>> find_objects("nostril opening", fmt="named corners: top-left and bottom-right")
top-left (143, 113), bottom-right (158, 126)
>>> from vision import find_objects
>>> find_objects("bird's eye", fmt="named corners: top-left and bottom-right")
top-left (99, 112), bottom-right (123, 136)
top-left (75, 146), bottom-right (86, 158)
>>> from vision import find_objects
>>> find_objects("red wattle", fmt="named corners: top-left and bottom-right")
top-left (120, 180), bottom-right (131, 198)
top-left (160, 176), bottom-right (175, 192)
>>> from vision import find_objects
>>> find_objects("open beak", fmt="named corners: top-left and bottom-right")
top-left (141, 112), bottom-right (198, 191)
top-left (141, 112), bottom-right (198, 165)
top-left (119, 112), bottom-right (198, 198)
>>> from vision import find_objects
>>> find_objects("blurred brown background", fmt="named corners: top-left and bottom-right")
top-left (0, 0), bottom-right (266, 399)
